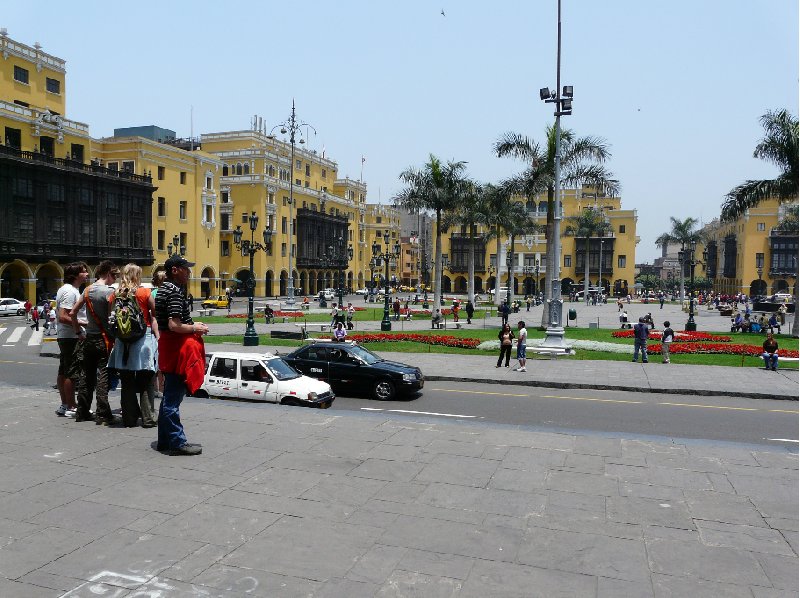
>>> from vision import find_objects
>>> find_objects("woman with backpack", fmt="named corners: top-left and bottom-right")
top-left (107, 264), bottom-right (159, 428)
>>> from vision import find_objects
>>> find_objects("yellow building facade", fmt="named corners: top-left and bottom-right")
top-left (435, 187), bottom-right (639, 298)
top-left (702, 199), bottom-right (798, 297)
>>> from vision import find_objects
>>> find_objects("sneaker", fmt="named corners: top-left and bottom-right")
top-left (64, 409), bottom-right (76, 418)
top-left (168, 444), bottom-right (202, 456)
top-left (55, 404), bottom-right (68, 417)
top-left (519, 367), bottom-right (527, 372)
top-left (74, 412), bottom-right (95, 423)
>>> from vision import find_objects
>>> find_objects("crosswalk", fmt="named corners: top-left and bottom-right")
top-left (0, 325), bottom-right (46, 347)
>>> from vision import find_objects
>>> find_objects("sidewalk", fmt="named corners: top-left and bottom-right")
top-left (0, 381), bottom-right (796, 597)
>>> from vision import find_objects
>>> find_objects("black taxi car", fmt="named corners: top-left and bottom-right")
top-left (284, 340), bottom-right (424, 401)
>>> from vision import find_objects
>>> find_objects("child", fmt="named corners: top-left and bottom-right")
top-left (661, 321), bottom-right (674, 364)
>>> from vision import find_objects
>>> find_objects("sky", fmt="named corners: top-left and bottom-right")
top-left (6, 1), bottom-right (798, 262)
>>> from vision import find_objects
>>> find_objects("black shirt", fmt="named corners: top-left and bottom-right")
top-left (155, 281), bottom-right (193, 331)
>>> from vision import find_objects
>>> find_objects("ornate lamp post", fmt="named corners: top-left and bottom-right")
top-left (167, 234), bottom-right (186, 257)
top-left (322, 235), bottom-right (352, 308)
top-left (539, 0), bottom-right (572, 353)
top-left (505, 250), bottom-right (513, 307)
top-left (368, 257), bottom-right (378, 301)
top-left (681, 239), bottom-right (707, 332)
top-left (373, 231), bottom-right (401, 331)
top-left (233, 211), bottom-right (273, 346)
top-left (269, 101), bottom-right (316, 306)
top-left (534, 259), bottom-right (541, 297)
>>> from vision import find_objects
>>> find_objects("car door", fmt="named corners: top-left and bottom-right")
top-left (291, 346), bottom-right (331, 383)
top-left (0, 299), bottom-right (14, 316)
top-left (239, 359), bottom-right (278, 402)
top-left (206, 356), bottom-right (240, 399)
top-left (327, 347), bottom-right (369, 393)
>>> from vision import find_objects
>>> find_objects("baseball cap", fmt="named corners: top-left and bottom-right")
top-left (165, 255), bottom-right (195, 270)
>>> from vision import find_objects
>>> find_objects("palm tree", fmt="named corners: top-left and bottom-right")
top-left (565, 207), bottom-right (613, 304)
top-left (495, 125), bottom-right (618, 328)
top-left (394, 155), bottom-right (469, 313)
top-left (476, 184), bottom-right (521, 303)
top-left (655, 217), bottom-right (700, 303)
top-left (441, 181), bottom-right (484, 303)
top-left (721, 109), bottom-right (799, 337)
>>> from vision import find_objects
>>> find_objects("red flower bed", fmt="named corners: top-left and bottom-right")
top-left (647, 342), bottom-right (799, 358)
top-left (224, 311), bottom-right (304, 319)
top-left (348, 332), bottom-right (480, 349)
top-left (613, 330), bottom-right (732, 342)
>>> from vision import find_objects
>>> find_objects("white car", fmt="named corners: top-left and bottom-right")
top-left (0, 298), bottom-right (25, 316)
top-left (196, 351), bottom-right (335, 408)
top-left (354, 288), bottom-right (370, 296)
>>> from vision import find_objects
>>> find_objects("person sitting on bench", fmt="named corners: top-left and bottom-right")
top-left (264, 305), bottom-right (274, 324)
top-left (431, 309), bottom-right (443, 329)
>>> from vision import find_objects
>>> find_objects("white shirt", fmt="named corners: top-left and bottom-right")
top-left (55, 283), bottom-right (82, 339)
top-left (518, 327), bottom-right (528, 345)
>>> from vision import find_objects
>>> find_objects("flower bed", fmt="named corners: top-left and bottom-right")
top-left (612, 330), bottom-right (732, 343)
top-left (647, 342), bottom-right (799, 358)
top-left (225, 311), bottom-right (304, 319)
top-left (348, 332), bottom-right (480, 349)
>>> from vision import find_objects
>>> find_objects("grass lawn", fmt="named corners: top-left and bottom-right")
top-left (204, 326), bottom-right (798, 369)
top-left (201, 308), bottom-right (494, 325)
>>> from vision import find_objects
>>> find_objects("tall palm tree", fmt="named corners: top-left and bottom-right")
top-left (441, 181), bottom-right (485, 303)
top-left (721, 109), bottom-right (799, 337)
top-left (394, 155), bottom-right (469, 313)
top-left (565, 207), bottom-right (613, 304)
top-left (655, 216), bottom-right (700, 303)
top-left (476, 183), bottom-right (519, 303)
top-left (495, 125), bottom-right (618, 328)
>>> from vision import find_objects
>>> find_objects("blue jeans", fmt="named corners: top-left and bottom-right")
top-left (633, 339), bottom-right (648, 362)
top-left (762, 352), bottom-right (778, 370)
top-left (157, 373), bottom-right (187, 450)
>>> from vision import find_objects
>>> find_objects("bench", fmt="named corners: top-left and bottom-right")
top-left (432, 322), bottom-right (444, 329)
top-left (197, 308), bottom-right (215, 317)
top-left (270, 330), bottom-right (304, 340)
top-left (301, 303), bottom-right (311, 310)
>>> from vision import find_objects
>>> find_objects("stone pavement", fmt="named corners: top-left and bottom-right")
top-left (0, 382), bottom-right (797, 597)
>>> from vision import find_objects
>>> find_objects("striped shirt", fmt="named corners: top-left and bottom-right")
top-left (155, 281), bottom-right (193, 331)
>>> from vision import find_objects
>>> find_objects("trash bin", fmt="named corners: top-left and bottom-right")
top-left (568, 309), bottom-right (577, 321)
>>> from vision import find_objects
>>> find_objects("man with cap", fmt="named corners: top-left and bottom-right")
top-left (155, 255), bottom-right (209, 456)
top-left (632, 316), bottom-right (650, 364)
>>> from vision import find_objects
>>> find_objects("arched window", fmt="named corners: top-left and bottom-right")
top-left (243, 163), bottom-right (250, 175)
top-left (538, 201), bottom-right (547, 213)
top-left (526, 200), bottom-right (535, 212)
top-left (236, 163), bottom-right (243, 175)
top-left (222, 165), bottom-right (229, 176)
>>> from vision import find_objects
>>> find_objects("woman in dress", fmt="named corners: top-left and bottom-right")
top-left (108, 264), bottom-right (159, 427)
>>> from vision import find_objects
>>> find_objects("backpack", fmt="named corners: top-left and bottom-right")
top-left (108, 290), bottom-right (147, 364)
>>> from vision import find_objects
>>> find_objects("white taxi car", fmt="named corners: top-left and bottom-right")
top-left (196, 351), bottom-right (335, 408)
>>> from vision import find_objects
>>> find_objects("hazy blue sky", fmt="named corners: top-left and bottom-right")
top-left (7, 1), bottom-right (798, 261)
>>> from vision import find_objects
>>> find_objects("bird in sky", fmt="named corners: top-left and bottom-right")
top-left (441, 9), bottom-right (445, 16)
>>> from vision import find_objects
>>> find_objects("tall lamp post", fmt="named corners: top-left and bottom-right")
top-left (368, 257), bottom-right (378, 302)
top-left (167, 234), bottom-right (186, 257)
top-left (598, 237), bottom-right (604, 297)
top-left (232, 211), bottom-right (273, 346)
top-left (373, 231), bottom-right (400, 331)
top-left (680, 240), bottom-right (707, 332)
top-left (539, 0), bottom-right (572, 353)
top-left (269, 101), bottom-right (316, 306)
top-left (534, 259), bottom-right (540, 297)
top-left (323, 235), bottom-right (353, 308)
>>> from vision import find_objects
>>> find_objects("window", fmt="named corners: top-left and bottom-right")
top-left (755, 253), bottom-right (764, 269)
top-left (296, 159), bottom-right (302, 169)
top-left (617, 255), bottom-right (627, 268)
top-left (221, 240), bottom-right (230, 256)
top-left (122, 161), bottom-right (135, 173)
top-left (304, 181), bottom-right (310, 188)
top-left (242, 213), bottom-right (248, 223)
top-left (70, 143), bottom-right (84, 163)
top-left (221, 191), bottom-right (229, 203)
top-left (180, 171), bottom-right (187, 184)
top-left (107, 161), bottom-right (119, 172)
top-left (205, 205), bottom-right (213, 223)
top-left (44, 77), bottom-right (61, 94)
top-left (206, 176), bottom-right (212, 189)
top-left (13, 100), bottom-right (29, 107)
top-left (180, 233), bottom-right (187, 251)
top-left (281, 217), bottom-right (287, 234)
top-left (4, 127), bottom-right (21, 149)
top-left (282, 196), bottom-right (288, 206)
top-left (281, 242), bottom-right (287, 257)
top-left (158, 166), bottom-right (165, 180)
top-left (295, 179), bottom-right (301, 186)
top-left (179, 201), bottom-right (187, 220)
top-left (564, 255), bottom-right (572, 268)
top-left (321, 168), bottom-right (326, 179)
top-left (757, 222), bottom-right (766, 232)
top-left (210, 357), bottom-right (237, 380)
top-left (221, 213), bottom-right (230, 231)
top-left (305, 163), bottom-right (311, 176)
top-left (13, 65), bottom-right (29, 84)
top-left (376, 217), bottom-right (382, 224)
top-left (39, 136), bottom-right (55, 156)
top-left (157, 197), bottom-right (166, 217)
top-left (619, 224), bottom-right (626, 233)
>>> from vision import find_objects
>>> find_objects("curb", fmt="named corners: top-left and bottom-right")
top-left (425, 375), bottom-right (799, 402)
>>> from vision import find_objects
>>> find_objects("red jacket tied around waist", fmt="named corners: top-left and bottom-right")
top-left (158, 330), bottom-right (206, 394)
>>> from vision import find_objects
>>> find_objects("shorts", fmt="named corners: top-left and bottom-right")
top-left (57, 338), bottom-right (84, 380)
top-left (516, 344), bottom-right (527, 359)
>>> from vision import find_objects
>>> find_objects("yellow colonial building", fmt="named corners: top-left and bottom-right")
top-left (435, 187), bottom-right (639, 298)
top-left (702, 199), bottom-right (798, 297)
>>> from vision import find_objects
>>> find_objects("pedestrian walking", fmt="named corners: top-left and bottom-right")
top-left (452, 301), bottom-right (460, 323)
top-left (24, 299), bottom-right (32, 322)
top-left (393, 298), bottom-right (401, 321)
top-left (465, 300), bottom-right (474, 324)
top-left (500, 300), bottom-right (510, 326)
top-left (46, 306), bottom-right (56, 335)
top-left (661, 320), bottom-right (674, 364)
top-left (155, 255), bottom-right (208, 456)
top-left (187, 293), bottom-right (194, 312)
top-left (632, 317), bottom-right (649, 363)
top-left (496, 324), bottom-right (514, 368)
top-left (30, 303), bottom-right (40, 331)
top-left (70, 260), bottom-right (119, 426)
top-left (515, 320), bottom-right (527, 372)
top-left (107, 264), bottom-right (159, 428)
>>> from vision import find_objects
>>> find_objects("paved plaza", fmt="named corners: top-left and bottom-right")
top-left (0, 380), bottom-right (797, 597)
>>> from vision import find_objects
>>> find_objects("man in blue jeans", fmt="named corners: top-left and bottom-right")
top-left (632, 317), bottom-right (649, 363)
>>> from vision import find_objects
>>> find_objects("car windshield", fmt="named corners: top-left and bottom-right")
top-left (267, 358), bottom-right (301, 381)
top-left (348, 344), bottom-right (382, 365)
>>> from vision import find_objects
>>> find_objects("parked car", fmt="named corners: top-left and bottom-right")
top-left (319, 289), bottom-right (335, 301)
top-left (0, 298), bottom-right (25, 316)
top-left (194, 351), bottom-right (335, 408)
top-left (284, 340), bottom-right (424, 401)
top-left (354, 288), bottom-right (370, 296)
top-left (201, 295), bottom-right (230, 309)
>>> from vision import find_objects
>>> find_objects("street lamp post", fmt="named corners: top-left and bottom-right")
top-left (167, 234), bottom-right (186, 257)
top-left (368, 257), bottom-right (377, 302)
top-left (534, 259), bottom-right (540, 298)
top-left (373, 231), bottom-right (401, 331)
top-left (539, 0), bottom-right (572, 353)
top-left (269, 101), bottom-right (316, 306)
top-left (598, 237), bottom-right (604, 297)
top-left (323, 236), bottom-right (352, 308)
top-left (681, 239), bottom-right (707, 332)
top-left (232, 211), bottom-right (273, 346)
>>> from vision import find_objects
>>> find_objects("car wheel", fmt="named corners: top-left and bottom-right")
top-left (16, 309), bottom-right (25, 316)
top-left (372, 379), bottom-right (396, 401)
top-left (192, 389), bottom-right (209, 398)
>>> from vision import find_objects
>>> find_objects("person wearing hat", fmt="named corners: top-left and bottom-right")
top-left (154, 255), bottom-right (209, 456)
